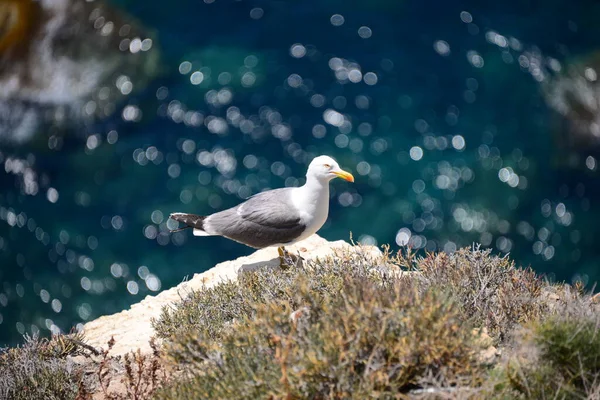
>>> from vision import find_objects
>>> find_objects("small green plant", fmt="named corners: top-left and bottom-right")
top-left (494, 302), bottom-right (600, 399)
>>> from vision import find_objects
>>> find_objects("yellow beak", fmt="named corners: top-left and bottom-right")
top-left (332, 169), bottom-right (355, 182)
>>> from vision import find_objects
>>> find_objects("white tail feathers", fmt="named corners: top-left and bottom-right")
top-left (193, 229), bottom-right (213, 237)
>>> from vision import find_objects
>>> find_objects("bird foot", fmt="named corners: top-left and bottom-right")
top-left (277, 247), bottom-right (304, 269)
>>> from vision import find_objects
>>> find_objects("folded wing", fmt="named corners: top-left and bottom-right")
top-left (207, 188), bottom-right (306, 248)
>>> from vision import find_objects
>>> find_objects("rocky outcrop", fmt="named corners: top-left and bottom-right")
top-left (81, 234), bottom-right (382, 356)
top-left (0, 0), bottom-right (160, 142)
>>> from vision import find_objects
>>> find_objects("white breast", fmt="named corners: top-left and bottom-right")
top-left (289, 183), bottom-right (330, 243)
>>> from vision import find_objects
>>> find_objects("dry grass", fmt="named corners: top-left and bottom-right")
top-left (95, 337), bottom-right (167, 400)
top-left (0, 333), bottom-right (90, 400)
top-left (0, 333), bottom-right (167, 399)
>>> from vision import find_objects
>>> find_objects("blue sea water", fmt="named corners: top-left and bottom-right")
top-left (1, 0), bottom-right (600, 346)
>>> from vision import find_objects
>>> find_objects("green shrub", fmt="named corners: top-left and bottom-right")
top-left (154, 250), bottom-right (485, 399)
top-left (495, 300), bottom-right (600, 400)
top-left (153, 248), bottom-right (385, 341)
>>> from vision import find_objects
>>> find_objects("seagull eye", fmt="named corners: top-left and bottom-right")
top-left (323, 163), bottom-right (331, 168)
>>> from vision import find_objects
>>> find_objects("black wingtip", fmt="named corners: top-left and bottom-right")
top-left (169, 213), bottom-right (206, 231)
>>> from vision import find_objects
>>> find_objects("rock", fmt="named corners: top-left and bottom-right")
top-left (473, 327), bottom-right (499, 365)
top-left (478, 345), bottom-right (499, 365)
top-left (80, 234), bottom-right (382, 357)
top-left (0, 0), bottom-right (160, 143)
top-left (540, 51), bottom-right (600, 150)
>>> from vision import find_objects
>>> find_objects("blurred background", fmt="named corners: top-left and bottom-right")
top-left (1, 0), bottom-right (599, 346)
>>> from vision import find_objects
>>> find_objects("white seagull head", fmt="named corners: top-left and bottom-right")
top-left (306, 155), bottom-right (354, 183)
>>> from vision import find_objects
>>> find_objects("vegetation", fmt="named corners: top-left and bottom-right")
top-left (1, 244), bottom-right (599, 399)
top-left (0, 333), bottom-right (87, 400)
top-left (157, 275), bottom-right (484, 398)
top-left (415, 248), bottom-right (548, 342)
top-left (494, 289), bottom-right (600, 399)
top-left (0, 332), bottom-right (166, 399)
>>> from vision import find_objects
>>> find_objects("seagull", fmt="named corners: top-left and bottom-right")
top-left (169, 155), bottom-right (354, 266)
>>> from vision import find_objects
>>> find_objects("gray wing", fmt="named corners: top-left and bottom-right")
top-left (207, 188), bottom-right (306, 248)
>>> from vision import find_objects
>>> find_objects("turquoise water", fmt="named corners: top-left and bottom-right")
top-left (1, 0), bottom-right (600, 345)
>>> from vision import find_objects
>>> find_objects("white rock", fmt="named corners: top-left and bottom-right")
top-left (81, 234), bottom-right (382, 356)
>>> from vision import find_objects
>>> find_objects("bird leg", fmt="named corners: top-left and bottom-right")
top-left (278, 246), bottom-right (303, 269)
top-left (278, 246), bottom-right (288, 269)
